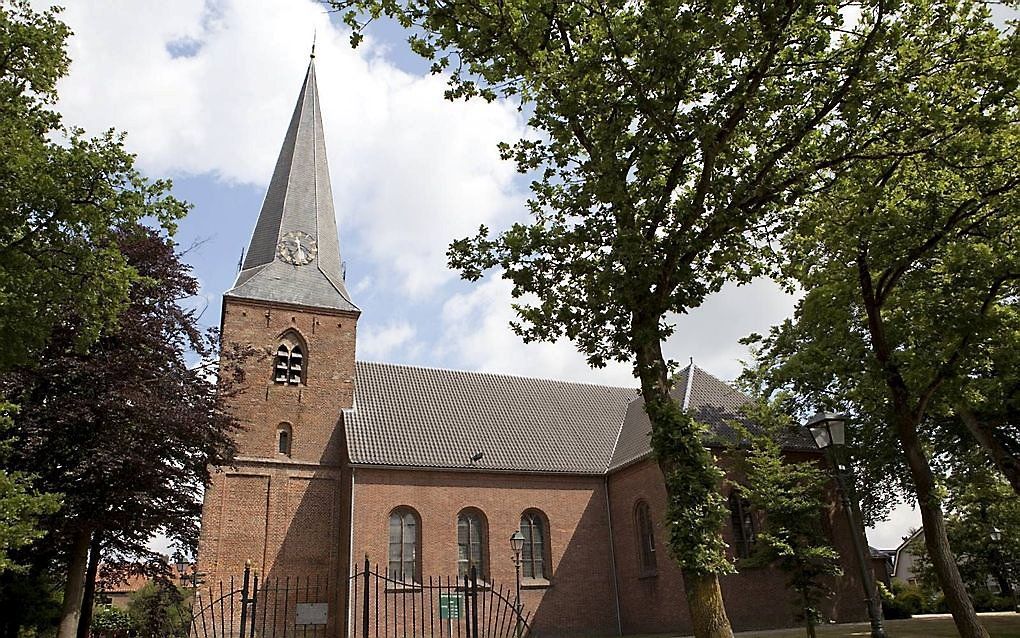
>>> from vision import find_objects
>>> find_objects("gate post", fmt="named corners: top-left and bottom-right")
top-left (463, 573), bottom-right (471, 638)
top-left (239, 561), bottom-right (251, 638)
top-left (470, 567), bottom-right (479, 638)
top-left (362, 555), bottom-right (370, 638)
top-left (249, 570), bottom-right (259, 638)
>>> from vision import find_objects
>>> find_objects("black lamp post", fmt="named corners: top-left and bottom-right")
top-left (807, 411), bottom-right (886, 638)
top-left (989, 527), bottom-right (1018, 612)
top-left (510, 531), bottom-right (525, 637)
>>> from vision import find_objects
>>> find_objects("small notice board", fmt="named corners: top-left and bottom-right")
top-left (438, 593), bottom-right (463, 620)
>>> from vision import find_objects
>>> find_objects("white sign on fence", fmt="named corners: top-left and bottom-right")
top-left (294, 602), bottom-right (328, 625)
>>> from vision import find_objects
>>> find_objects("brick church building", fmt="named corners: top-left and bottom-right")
top-left (196, 55), bottom-right (869, 636)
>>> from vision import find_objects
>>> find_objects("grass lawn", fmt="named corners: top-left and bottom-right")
top-left (626, 612), bottom-right (1020, 638)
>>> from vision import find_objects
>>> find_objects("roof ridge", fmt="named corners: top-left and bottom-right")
top-left (356, 359), bottom-right (637, 393)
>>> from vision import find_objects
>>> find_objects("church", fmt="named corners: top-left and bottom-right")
top-left (196, 54), bottom-right (869, 637)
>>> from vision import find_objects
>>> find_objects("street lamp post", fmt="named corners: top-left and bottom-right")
top-left (807, 411), bottom-right (887, 638)
top-left (510, 531), bottom-right (525, 637)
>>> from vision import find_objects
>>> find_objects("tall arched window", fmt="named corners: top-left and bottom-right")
top-left (277, 423), bottom-right (292, 456)
top-left (520, 510), bottom-right (548, 580)
top-left (388, 507), bottom-right (420, 583)
top-left (457, 508), bottom-right (487, 579)
top-left (634, 500), bottom-right (657, 575)
top-left (273, 332), bottom-right (305, 385)
top-left (729, 491), bottom-right (756, 559)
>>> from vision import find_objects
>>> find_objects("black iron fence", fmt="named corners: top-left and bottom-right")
top-left (188, 568), bottom-right (338, 638)
top-left (182, 561), bottom-right (531, 638)
top-left (349, 557), bottom-right (532, 638)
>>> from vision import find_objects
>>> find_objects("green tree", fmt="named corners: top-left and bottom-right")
top-left (1, 1), bottom-right (187, 627)
top-left (126, 581), bottom-right (192, 638)
top-left (334, 0), bottom-right (996, 634)
top-left (0, 405), bottom-right (59, 573)
top-left (742, 2), bottom-right (1019, 636)
top-left (0, 0), bottom-right (187, 368)
top-left (733, 397), bottom-right (842, 638)
top-left (91, 606), bottom-right (133, 638)
top-left (911, 461), bottom-right (1020, 600)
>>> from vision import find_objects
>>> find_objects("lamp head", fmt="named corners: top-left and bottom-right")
top-left (806, 411), bottom-right (847, 450)
top-left (510, 531), bottom-right (525, 558)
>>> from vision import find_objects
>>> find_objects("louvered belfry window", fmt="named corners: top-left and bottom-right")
top-left (273, 341), bottom-right (303, 385)
top-left (457, 509), bottom-right (486, 579)
top-left (520, 511), bottom-right (547, 579)
top-left (388, 508), bottom-right (420, 583)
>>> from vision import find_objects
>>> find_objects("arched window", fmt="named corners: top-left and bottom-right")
top-left (457, 508), bottom-right (487, 579)
top-left (273, 333), bottom-right (305, 385)
top-left (634, 500), bottom-right (657, 574)
top-left (520, 510), bottom-right (548, 580)
top-left (277, 424), bottom-right (292, 456)
top-left (388, 507), bottom-right (420, 583)
top-left (729, 490), bottom-right (756, 559)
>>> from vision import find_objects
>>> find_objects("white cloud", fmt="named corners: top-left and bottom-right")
top-left (49, 0), bottom-right (526, 299)
top-left (358, 321), bottom-right (418, 361)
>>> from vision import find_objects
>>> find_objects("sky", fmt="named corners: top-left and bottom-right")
top-left (43, 0), bottom-right (923, 550)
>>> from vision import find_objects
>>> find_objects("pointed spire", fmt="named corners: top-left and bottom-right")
top-left (226, 57), bottom-right (358, 313)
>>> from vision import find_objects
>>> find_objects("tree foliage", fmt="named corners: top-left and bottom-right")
top-left (740, 2), bottom-right (1019, 635)
top-left (127, 581), bottom-right (192, 638)
top-left (0, 404), bottom-right (59, 574)
top-left (0, 0), bottom-right (188, 369)
top-left (733, 398), bottom-right (842, 638)
top-left (334, 0), bottom-right (908, 634)
top-left (0, 227), bottom-right (248, 638)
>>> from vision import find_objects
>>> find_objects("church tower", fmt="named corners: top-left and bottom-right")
top-left (196, 52), bottom-right (358, 614)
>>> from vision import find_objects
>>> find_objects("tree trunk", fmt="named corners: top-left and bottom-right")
top-left (894, 410), bottom-right (989, 638)
top-left (632, 308), bottom-right (734, 638)
top-left (857, 256), bottom-right (989, 638)
top-left (76, 533), bottom-right (103, 638)
top-left (684, 572), bottom-right (735, 638)
top-left (956, 403), bottom-right (1020, 495)
top-left (57, 528), bottom-right (93, 638)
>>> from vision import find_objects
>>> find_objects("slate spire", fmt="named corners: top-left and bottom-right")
top-left (225, 54), bottom-right (358, 313)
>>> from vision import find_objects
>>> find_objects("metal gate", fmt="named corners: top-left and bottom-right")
top-left (348, 557), bottom-right (533, 638)
top-left (186, 567), bottom-right (337, 638)
top-left (183, 561), bottom-right (531, 638)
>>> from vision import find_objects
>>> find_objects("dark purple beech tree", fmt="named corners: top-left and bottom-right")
top-left (0, 227), bottom-right (252, 638)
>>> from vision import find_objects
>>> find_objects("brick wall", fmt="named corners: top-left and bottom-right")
top-left (196, 298), bottom-right (358, 634)
top-left (350, 467), bottom-right (620, 637)
top-left (608, 455), bottom-right (870, 635)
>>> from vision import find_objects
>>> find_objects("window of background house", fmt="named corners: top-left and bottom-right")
top-left (520, 510), bottom-right (548, 580)
top-left (635, 500), bottom-right (657, 575)
top-left (388, 507), bottom-right (420, 583)
top-left (729, 490), bottom-right (756, 559)
top-left (457, 508), bottom-right (487, 579)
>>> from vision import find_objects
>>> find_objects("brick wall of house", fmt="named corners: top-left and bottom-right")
top-left (350, 467), bottom-right (620, 637)
top-left (196, 298), bottom-right (358, 634)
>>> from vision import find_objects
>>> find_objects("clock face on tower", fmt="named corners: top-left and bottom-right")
top-left (276, 231), bottom-right (317, 265)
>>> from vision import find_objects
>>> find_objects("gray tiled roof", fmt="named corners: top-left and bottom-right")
top-left (608, 365), bottom-right (817, 470)
top-left (226, 57), bottom-right (358, 313)
top-left (345, 362), bottom-right (816, 474)
top-left (345, 362), bottom-right (637, 474)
